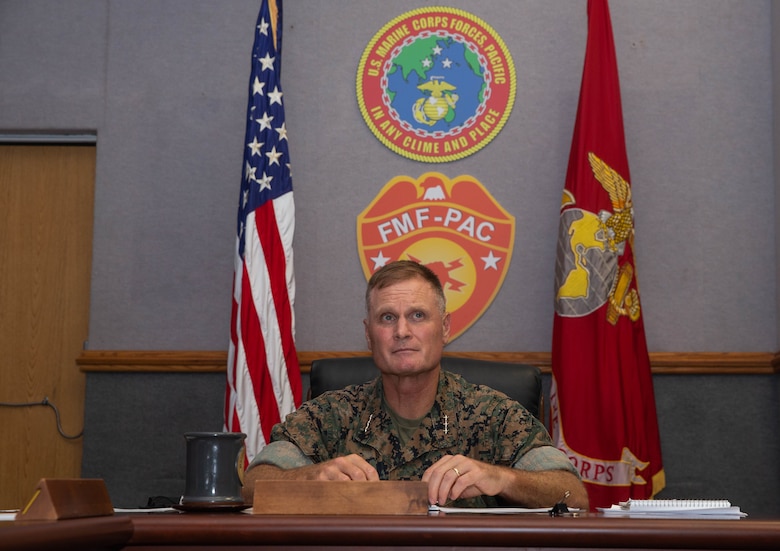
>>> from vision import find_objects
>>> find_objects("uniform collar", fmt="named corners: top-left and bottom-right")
top-left (355, 372), bottom-right (459, 459)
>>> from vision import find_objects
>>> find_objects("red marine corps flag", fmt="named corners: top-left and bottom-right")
top-left (550, 0), bottom-right (664, 508)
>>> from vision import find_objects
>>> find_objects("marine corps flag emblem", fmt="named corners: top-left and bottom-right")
top-left (550, 0), bottom-right (665, 509)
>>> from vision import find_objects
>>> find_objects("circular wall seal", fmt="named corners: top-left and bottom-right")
top-left (357, 7), bottom-right (516, 163)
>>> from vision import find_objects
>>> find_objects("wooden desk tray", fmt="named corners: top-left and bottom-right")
top-left (252, 480), bottom-right (428, 515)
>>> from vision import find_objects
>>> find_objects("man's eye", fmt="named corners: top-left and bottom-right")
top-left (381, 314), bottom-right (395, 322)
top-left (412, 311), bottom-right (425, 320)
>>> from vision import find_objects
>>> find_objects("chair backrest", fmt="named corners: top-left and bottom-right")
top-left (309, 356), bottom-right (543, 421)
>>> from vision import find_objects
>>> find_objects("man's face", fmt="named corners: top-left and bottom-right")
top-left (364, 276), bottom-right (450, 376)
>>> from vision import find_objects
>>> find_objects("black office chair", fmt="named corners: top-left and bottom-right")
top-left (309, 356), bottom-right (543, 422)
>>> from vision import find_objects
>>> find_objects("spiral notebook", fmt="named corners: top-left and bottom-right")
top-left (599, 499), bottom-right (746, 517)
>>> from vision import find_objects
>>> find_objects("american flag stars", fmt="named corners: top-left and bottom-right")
top-left (237, 10), bottom-right (294, 258)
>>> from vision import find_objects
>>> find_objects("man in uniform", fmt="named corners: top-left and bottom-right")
top-left (243, 260), bottom-right (588, 509)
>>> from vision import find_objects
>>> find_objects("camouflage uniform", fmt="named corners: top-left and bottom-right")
top-left (254, 370), bottom-right (578, 507)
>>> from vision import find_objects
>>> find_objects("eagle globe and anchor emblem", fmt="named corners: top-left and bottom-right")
top-left (357, 7), bottom-right (516, 162)
top-left (555, 152), bottom-right (641, 324)
top-left (412, 77), bottom-right (459, 127)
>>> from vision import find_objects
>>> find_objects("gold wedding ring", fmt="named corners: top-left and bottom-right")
top-left (452, 467), bottom-right (461, 477)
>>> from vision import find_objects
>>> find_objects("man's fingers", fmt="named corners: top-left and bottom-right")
top-left (345, 454), bottom-right (380, 481)
top-left (423, 455), bottom-right (464, 505)
top-left (321, 454), bottom-right (379, 481)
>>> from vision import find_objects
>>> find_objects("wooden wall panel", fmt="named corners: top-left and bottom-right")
top-left (0, 145), bottom-right (95, 509)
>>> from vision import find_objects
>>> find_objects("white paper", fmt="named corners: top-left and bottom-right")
top-left (598, 502), bottom-right (746, 518)
top-left (429, 504), bottom-right (580, 514)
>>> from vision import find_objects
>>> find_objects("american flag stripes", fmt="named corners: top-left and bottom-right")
top-left (224, 0), bottom-right (302, 465)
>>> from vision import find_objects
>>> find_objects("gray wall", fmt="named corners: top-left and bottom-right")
top-left (2, 1), bottom-right (778, 513)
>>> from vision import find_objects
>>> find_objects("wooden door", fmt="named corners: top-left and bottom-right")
top-left (0, 144), bottom-right (95, 509)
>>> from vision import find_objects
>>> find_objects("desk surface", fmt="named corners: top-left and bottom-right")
top-left (0, 514), bottom-right (133, 551)
top-left (127, 513), bottom-right (780, 550)
top-left (2, 512), bottom-right (780, 550)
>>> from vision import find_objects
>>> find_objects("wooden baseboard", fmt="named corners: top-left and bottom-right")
top-left (77, 350), bottom-right (780, 375)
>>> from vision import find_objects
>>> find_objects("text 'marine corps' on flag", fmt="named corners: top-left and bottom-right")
top-left (224, 0), bottom-right (302, 466)
top-left (550, 0), bottom-right (665, 509)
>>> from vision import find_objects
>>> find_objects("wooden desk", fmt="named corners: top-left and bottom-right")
top-left (125, 512), bottom-right (780, 550)
top-left (2, 512), bottom-right (780, 550)
top-left (0, 515), bottom-right (133, 551)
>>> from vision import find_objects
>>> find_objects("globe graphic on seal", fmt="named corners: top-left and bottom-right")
top-left (384, 35), bottom-right (488, 134)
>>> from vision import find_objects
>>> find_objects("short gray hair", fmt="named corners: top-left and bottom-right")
top-left (365, 260), bottom-right (446, 315)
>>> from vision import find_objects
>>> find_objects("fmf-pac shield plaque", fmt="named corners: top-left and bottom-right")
top-left (357, 7), bottom-right (516, 162)
top-left (357, 172), bottom-right (515, 340)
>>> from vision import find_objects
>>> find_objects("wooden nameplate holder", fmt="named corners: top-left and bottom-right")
top-left (15, 478), bottom-right (114, 521)
top-left (252, 480), bottom-right (428, 515)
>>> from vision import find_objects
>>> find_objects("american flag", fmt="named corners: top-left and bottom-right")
top-left (224, 0), bottom-right (302, 465)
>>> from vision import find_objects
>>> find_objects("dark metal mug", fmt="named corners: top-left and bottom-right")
top-left (182, 432), bottom-right (246, 505)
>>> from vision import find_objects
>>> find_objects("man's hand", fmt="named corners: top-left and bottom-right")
top-left (422, 454), bottom-right (589, 509)
top-left (312, 454), bottom-right (380, 481)
top-left (422, 454), bottom-right (508, 505)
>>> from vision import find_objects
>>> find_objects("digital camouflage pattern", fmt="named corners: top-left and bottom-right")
top-left (265, 370), bottom-right (566, 507)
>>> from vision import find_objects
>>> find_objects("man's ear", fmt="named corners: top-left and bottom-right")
top-left (363, 318), bottom-right (372, 351)
top-left (442, 312), bottom-right (451, 344)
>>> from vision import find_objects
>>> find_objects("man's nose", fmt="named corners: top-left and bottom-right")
top-left (394, 317), bottom-right (410, 339)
